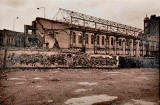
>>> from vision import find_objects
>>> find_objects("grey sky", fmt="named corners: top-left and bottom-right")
top-left (0, 0), bottom-right (159, 32)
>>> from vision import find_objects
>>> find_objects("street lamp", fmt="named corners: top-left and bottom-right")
top-left (13, 16), bottom-right (19, 31)
top-left (37, 7), bottom-right (46, 18)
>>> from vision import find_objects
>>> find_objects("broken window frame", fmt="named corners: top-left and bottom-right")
top-left (73, 32), bottom-right (76, 43)
top-left (111, 38), bottom-right (114, 46)
top-left (97, 35), bottom-right (100, 45)
top-left (85, 34), bottom-right (88, 44)
top-left (91, 35), bottom-right (94, 44)
top-left (102, 36), bottom-right (104, 45)
top-left (78, 34), bottom-right (82, 44)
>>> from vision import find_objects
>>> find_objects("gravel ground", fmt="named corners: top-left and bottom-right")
top-left (0, 68), bottom-right (159, 105)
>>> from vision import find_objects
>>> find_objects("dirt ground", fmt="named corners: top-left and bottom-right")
top-left (0, 68), bottom-right (159, 105)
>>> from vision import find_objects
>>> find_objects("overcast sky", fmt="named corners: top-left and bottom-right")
top-left (0, 0), bottom-right (159, 32)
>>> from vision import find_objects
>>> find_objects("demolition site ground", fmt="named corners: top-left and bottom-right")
top-left (0, 68), bottom-right (159, 105)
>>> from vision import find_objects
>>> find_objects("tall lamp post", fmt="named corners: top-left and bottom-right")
top-left (13, 16), bottom-right (19, 31)
top-left (37, 7), bottom-right (46, 18)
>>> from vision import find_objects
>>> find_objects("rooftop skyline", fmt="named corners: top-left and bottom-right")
top-left (0, 0), bottom-right (160, 32)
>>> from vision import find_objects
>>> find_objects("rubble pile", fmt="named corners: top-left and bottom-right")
top-left (49, 54), bottom-right (67, 65)
top-left (7, 53), bottom-right (50, 67)
top-left (6, 52), bottom-right (118, 68)
top-left (72, 54), bottom-right (91, 67)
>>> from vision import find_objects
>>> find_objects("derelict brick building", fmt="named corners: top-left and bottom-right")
top-left (0, 8), bottom-right (158, 58)
top-left (24, 8), bottom-right (159, 57)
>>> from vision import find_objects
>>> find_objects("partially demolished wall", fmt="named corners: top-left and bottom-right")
top-left (0, 49), bottom-right (118, 69)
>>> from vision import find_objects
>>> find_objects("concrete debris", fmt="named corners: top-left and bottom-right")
top-left (7, 53), bottom-right (118, 67)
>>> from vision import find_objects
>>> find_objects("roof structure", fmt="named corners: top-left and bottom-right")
top-left (54, 8), bottom-right (144, 38)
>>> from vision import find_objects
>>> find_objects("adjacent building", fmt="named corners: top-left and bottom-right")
top-left (144, 15), bottom-right (160, 57)
top-left (144, 15), bottom-right (160, 36)
top-left (0, 29), bottom-right (42, 48)
top-left (0, 29), bottom-right (25, 47)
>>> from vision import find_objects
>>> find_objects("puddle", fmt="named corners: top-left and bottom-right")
top-left (106, 72), bottom-right (120, 74)
top-left (74, 89), bottom-right (91, 93)
top-left (136, 77), bottom-right (149, 80)
top-left (124, 99), bottom-right (157, 105)
top-left (36, 86), bottom-right (42, 88)
top-left (15, 82), bottom-right (26, 85)
top-left (52, 71), bottom-right (60, 73)
top-left (32, 74), bottom-right (39, 76)
top-left (47, 100), bottom-right (53, 103)
top-left (109, 74), bottom-right (119, 76)
top-left (8, 78), bottom-right (26, 81)
top-left (82, 72), bottom-right (89, 74)
top-left (78, 82), bottom-right (98, 86)
top-left (134, 77), bottom-right (149, 82)
top-left (64, 94), bottom-right (118, 105)
top-left (33, 77), bottom-right (42, 80)
top-left (8, 78), bottom-right (20, 80)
